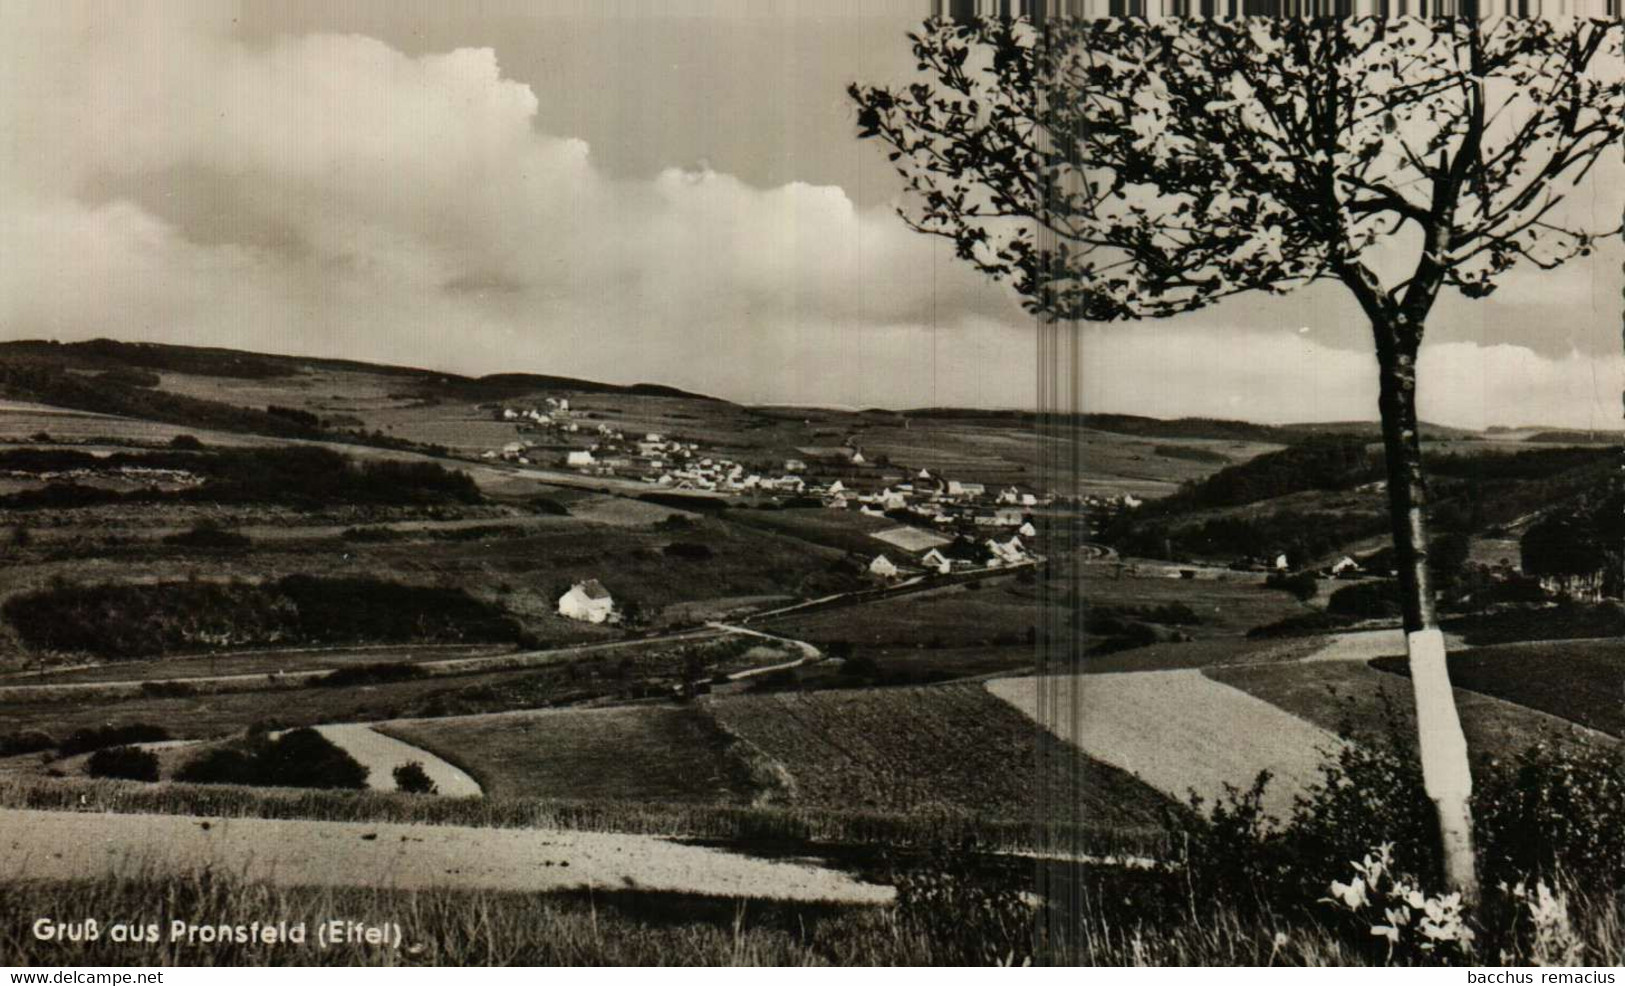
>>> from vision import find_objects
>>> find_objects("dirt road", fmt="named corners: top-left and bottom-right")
top-left (310, 725), bottom-right (482, 798)
top-left (987, 670), bottom-right (1341, 819)
top-left (0, 808), bottom-right (893, 903)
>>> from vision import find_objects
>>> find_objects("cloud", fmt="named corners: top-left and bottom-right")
top-left (0, 2), bottom-right (1024, 405)
top-left (0, 3), bottom-right (1617, 426)
top-left (1077, 326), bottom-right (1623, 431)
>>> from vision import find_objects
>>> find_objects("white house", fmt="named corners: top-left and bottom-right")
top-left (993, 507), bottom-right (1025, 526)
top-left (827, 479), bottom-right (845, 494)
top-left (566, 450), bottom-right (596, 468)
top-left (558, 579), bottom-right (614, 623)
top-left (1329, 555), bottom-right (1361, 577)
top-left (1018, 521), bottom-right (1037, 538)
top-left (850, 450), bottom-right (867, 465)
top-left (784, 458), bottom-right (807, 473)
top-left (869, 554), bottom-right (899, 578)
top-left (921, 548), bottom-right (951, 575)
top-left (828, 492), bottom-right (849, 510)
top-left (1274, 553), bottom-right (1290, 571)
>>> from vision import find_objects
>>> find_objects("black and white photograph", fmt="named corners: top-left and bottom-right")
top-left (0, 0), bottom-right (1620, 970)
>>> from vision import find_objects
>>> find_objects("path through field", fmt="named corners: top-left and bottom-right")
top-left (310, 725), bottom-right (482, 798)
top-left (0, 808), bottom-right (893, 903)
top-left (986, 671), bottom-right (1341, 819)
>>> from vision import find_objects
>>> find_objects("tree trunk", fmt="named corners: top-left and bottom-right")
top-left (1372, 317), bottom-right (1479, 901)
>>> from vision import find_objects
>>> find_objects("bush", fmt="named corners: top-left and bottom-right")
top-left (139, 680), bottom-right (197, 698)
top-left (1246, 611), bottom-right (1355, 639)
top-left (174, 748), bottom-right (260, 786)
top-left (662, 542), bottom-right (713, 560)
top-left (393, 761), bottom-right (438, 795)
top-left (162, 520), bottom-right (251, 550)
top-left (840, 653), bottom-right (883, 680)
top-left (1265, 570), bottom-right (1319, 602)
top-left (59, 724), bottom-right (171, 757)
top-left (176, 729), bottom-right (368, 790)
top-left (315, 662), bottom-right (428, 688)
top-left (169, 434), bottom-right (205, 450)
top-left (527, 497), bottom-right (570, 516)
top-left (1176, 689), bottom-right (1625, 951)
top-left (85, 745), bottom-right (160, 782)
top-left (0, 730), bottom-right (56, 757)
top-left (1327, 580), bottom-right (1403, 619)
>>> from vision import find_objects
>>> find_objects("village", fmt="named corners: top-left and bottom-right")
top-left (473, 398), bottom-right (1087, 626)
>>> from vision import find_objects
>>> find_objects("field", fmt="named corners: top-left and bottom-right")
top-left (1369, 639), bottom-right (1625, 737)
top-left (1204, 655), bottom-right (1621, 766)
top-left (870, 526), bottom-right (950, 552)
top-left (707, 683), bottom-right (1176, 826)
top-left (759, 578), bottom-right (1038, 658)
top-left (722, 507), bottom-right (902, 557)
top-left (1073, 565), bottom-right (1316, 638)
top-left (379, 705), bottom-right (762, 803)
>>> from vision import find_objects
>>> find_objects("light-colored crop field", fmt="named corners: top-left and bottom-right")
top-left (379, 705), bottom-right (762, 804)
top-left (870, 526), bottom-right (949, 552)
top-left (708, 683), bottom-right (1176, 825)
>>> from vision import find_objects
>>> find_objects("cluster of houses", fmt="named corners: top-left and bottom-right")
top-left (816, 469), bottom-right (1043, 536)
top-left (865, 532), bottom-right (1036, 582)
top-left (482, 398), bottom-right (583, 464)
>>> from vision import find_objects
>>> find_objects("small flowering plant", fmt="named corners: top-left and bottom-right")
top-left (1320, 843), bottom-right (1476, 964)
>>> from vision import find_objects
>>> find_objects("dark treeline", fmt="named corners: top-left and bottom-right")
top-left (0, 362), bottom-right (317, 438)
top-left (0, 446), bottom-right (480, 510)
top-left (3, 575), bottom-right (520, 660)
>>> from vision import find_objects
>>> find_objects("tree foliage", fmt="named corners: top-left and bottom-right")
top-left (851, 16), bottom-right (1624, 327)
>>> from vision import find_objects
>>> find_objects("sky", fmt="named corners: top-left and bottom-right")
top-left (0, 1), bottom-right (1620, 428)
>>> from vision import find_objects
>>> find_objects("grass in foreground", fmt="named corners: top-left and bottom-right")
top-left (0, 775), bottom-right (1167, 859)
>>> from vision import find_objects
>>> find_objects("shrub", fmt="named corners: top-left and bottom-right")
top-left (175, 748), bottom-right (260, 786)
top-left (162, 520), bottom-right (251, 550)
top-left (662, 542), bottom-right (713, 560)
top-left (1265, 570), bottom-right (1319, 602)
top-left (893, 845), bottom-right (1034, 966)
top-left (1327, 580), bottom-right (1402, 619)
top-left (85, 745), bottom-right (160, 783)
top-left (0, 730), bottom-right (56, 757)
top-left (169, 434), bottom-right (205, 450)
top-left (527, 497), bottom-right (570, 516)
top-left (93, 368), bottom-right (162, 388)
top-left (1247, 611), bottom-right (1355, 639)
top-left (840, 653), bottom-right (883, 680)
top-left (394, 761), bottom-right (438, 795)
top-left (176, 729), bottom-right (368, 791)
top-left (314, 662), bottom-right (428, 688)
top-left (59, 724), bottom-right (171, 757)
top-left (139, 680), bottom-right (197, 698)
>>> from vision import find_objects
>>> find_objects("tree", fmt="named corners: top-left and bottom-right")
top-left (393, 761), bottom-right (438, 795)
top-left (851, 15), bottom-right (1625, 897)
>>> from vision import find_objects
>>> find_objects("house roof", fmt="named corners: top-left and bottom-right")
top-left (575, 579), bottom-right (611, 600)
